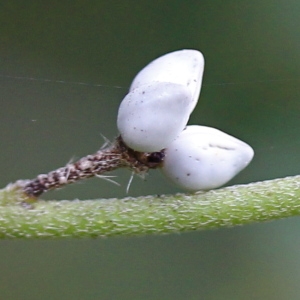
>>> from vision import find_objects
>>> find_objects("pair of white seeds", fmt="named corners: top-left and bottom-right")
top-left (117, 49), bottom-right (254, 191)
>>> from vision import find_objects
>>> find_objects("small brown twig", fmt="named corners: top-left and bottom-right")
top-left (20, 136), bottom-right (165, 197)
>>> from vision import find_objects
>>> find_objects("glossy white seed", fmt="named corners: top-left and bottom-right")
top-left (162, 125), bottom-right (254, 191)
top-left (130, 49), bottom-right (204, 114)
top-left (117, 82), bottom-right (192, 152)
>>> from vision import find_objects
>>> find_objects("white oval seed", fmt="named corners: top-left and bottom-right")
top-left (130, 49), bottom-right (204, 114)
top-left (117, 82), bottom-right (192, 152)
top-left (162, 125), bottom-right (254, 191)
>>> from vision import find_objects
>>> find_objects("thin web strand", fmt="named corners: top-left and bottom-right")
top-left (2, 73), bottom-right (300, 89)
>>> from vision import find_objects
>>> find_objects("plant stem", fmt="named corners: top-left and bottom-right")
top-left (20, 136), bottom-right (164, 197)
top-left (0, 175), bottom-right (299, 239)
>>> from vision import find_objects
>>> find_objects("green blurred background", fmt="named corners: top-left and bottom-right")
top-left (1, 1), bottom-right (300, 299)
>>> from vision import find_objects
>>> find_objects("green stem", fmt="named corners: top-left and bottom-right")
top-left (0, 176), bottom-right (299, 239)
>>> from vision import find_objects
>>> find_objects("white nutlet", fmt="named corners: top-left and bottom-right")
top-left (117, 82), bottom-right (192, 152)
top-left (130, 49), bottom-right (204, 114)
top-left (162, 125), bottom-right (254, 191)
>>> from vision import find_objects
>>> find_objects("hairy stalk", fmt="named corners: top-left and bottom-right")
top-left (0, 175), bottom-right (299, 238)
top-left (19, 136), bottom-right (164, 197)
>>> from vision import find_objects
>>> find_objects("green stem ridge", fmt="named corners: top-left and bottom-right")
top-left (0, 175), bottom-right (299, 239)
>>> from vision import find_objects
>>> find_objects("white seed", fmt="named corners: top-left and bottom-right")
top-left (130, 49), bottom-right (204, 114)
top-left (117, 82), bottom-right (192, 152)
top-left (162, 125), bottom-right (254, 191)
